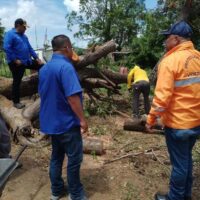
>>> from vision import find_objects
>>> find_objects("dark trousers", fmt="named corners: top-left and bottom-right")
top-left (165, 126), bottom-right (200, 200)
top-left (132, 80), bottom-right (150, 116)
top-left (8, 60), bottom-right (43, 103)
top-left (0, 115), bottom-right (11, 158)
top-left (50, 127), bottom-right (85, 200)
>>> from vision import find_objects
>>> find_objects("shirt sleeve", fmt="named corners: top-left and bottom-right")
top-left (3, 32), bottom-right (17, 62)
top-left (61, 64), bottom-right (82, 97)
top-left (25, 36), bottom-right (38, 59)
top-left (147, 61), bottom-right (174, 126)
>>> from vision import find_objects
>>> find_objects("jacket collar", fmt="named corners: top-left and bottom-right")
top-left (164, 41), bottom-right (194, 58)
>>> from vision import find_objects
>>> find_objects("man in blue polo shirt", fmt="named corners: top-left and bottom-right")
top-left (3, 18), bottom-right (43, 109)
top-left (39, 35), bottom-right (88, 200)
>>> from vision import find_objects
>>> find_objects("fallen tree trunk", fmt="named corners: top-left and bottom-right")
top-left (0, 95), bottom-right (105, 153)
top-left (0, 40), bottom-right (127, 99)
top-left (0, 95), bottom-right (49, 147)
top-left (76, 40), bottom-right (116, 69)
top-left (0, 74), bottom-right (38, 99)
top-left (22, 98), bottom-right (40, 121)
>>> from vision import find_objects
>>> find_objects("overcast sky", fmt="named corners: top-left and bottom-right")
top-left (0, 0), bottom-right (157, 49)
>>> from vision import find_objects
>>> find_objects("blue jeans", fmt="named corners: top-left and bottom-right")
top-left (165, 126), bottom-right (200, 200)
top-left (49, 127), bottom-right (85, 200)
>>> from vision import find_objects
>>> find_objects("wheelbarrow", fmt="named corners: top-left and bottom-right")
top-left (0, 145), bottom-right (27, 197)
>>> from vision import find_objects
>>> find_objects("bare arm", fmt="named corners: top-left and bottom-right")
top-left (67, 94), bottom-right (88, 134)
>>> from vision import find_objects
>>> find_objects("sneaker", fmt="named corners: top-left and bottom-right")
top-left (50, 187), bottom-right (67, 200)
top-left (68, 195), bottom-right (88, 200)
top-left (14, 103), bottom-right (25, 109)
top-left (155, 193), bottom-right (168, 200)
top-left (50, 194), bottom-right (63, 200)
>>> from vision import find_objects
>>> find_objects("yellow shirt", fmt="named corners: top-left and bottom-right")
top-left (147, 41), bottom-right (200, 129)
top-left (127, 65), bottom-right (149, 89)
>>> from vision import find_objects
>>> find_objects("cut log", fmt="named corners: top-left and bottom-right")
top-left (83, 137), bottom-right (105, 155)
top-left (123, 119), bottom-right (164, 135)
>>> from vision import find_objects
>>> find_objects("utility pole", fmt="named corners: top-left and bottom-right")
top-left (35, 25), bottom-right (39, 49)
top-left (43, 28), bottom-right (50, 49)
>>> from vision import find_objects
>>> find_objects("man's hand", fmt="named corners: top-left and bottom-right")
top-left (15, 59), bottom-right (22, 66)
top-left (80, 119), bottom-right (88, 135)
top-left (36, 58), bottom-right (43, 65)
top-left (145, 123), bottom-right (154, 133)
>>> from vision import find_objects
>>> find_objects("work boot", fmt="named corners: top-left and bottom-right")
top-left (14, 103), bottom-right (25, 109)
top-left (155, 193), bottom-right (168, 200)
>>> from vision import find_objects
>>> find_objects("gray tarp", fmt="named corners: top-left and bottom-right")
top-left (0, 115), bottom-right (11, 158)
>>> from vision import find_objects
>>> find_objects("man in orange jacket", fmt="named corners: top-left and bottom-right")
top-left (146, 21), bottom-right (200, 200)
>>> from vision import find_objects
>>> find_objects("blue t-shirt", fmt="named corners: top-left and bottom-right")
top-left (39, 53), bottom-right (82, 134)
top-left (3, 28), bottom-right (38, 65)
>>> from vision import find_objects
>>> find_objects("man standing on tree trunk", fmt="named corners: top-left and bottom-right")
top-left (39, 35), bottom-right (88, 200)
top-left (146, 20), bottom-right (200, 200)
top-left (3, 18), bottom-right (43, 109)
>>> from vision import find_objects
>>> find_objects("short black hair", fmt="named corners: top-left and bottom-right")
top-left (14, 18), bottom-right (26, 28)
top-left (51, 35), bottom-right (71, 51)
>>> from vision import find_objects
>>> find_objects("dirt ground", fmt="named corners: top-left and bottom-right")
top-left (2, 111), bottom-right (200, 200)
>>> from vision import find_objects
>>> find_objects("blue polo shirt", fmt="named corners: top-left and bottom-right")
top-left (39, 53), bottom-right (82, 134)
top-left (3, 28), bottom-right (38, 65)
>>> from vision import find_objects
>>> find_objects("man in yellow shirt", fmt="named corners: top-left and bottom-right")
top-left (146, 21), bottom-right (200, 200)
top-left (127, 65), bottom-right (150, 118)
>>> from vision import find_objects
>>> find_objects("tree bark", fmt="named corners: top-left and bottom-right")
top-left (0, 74), bottom-right (38, 99)
top-left (22, 98), bottom-right (40, 121)
top-left (0, 95), bottom-right (49, 147)
top-left (76, 40), bottom-right (116, 69)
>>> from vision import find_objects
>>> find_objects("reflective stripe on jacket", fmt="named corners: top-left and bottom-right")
top-left (147, 41), bottom-right (200, 129)
top-left (127, 65), bottom-right (149, 89)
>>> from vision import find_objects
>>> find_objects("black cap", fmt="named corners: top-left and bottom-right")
top-left (14, 18), bottom-right (29, 28)
top-left (161, 20), bottom-right (193, 38)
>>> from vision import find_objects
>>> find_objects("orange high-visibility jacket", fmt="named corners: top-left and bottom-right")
top-left (147, 41), bottom-right (200, 129)
top-left (127, 65), bottom-right (149, 89)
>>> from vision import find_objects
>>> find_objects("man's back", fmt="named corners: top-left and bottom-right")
top-left (39, 53), bottom-right (82, 134)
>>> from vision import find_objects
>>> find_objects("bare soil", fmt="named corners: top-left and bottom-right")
top-left (2, 107), bottom-right (200, 200)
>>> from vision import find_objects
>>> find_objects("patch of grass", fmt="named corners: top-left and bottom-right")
top-left (90, 125), bottom-right (107, 136)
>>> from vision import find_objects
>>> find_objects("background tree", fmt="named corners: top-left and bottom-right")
top-left (158, 0), bottom-right (200, 48)
top-left (66, 0), bottom-right (146, 50)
